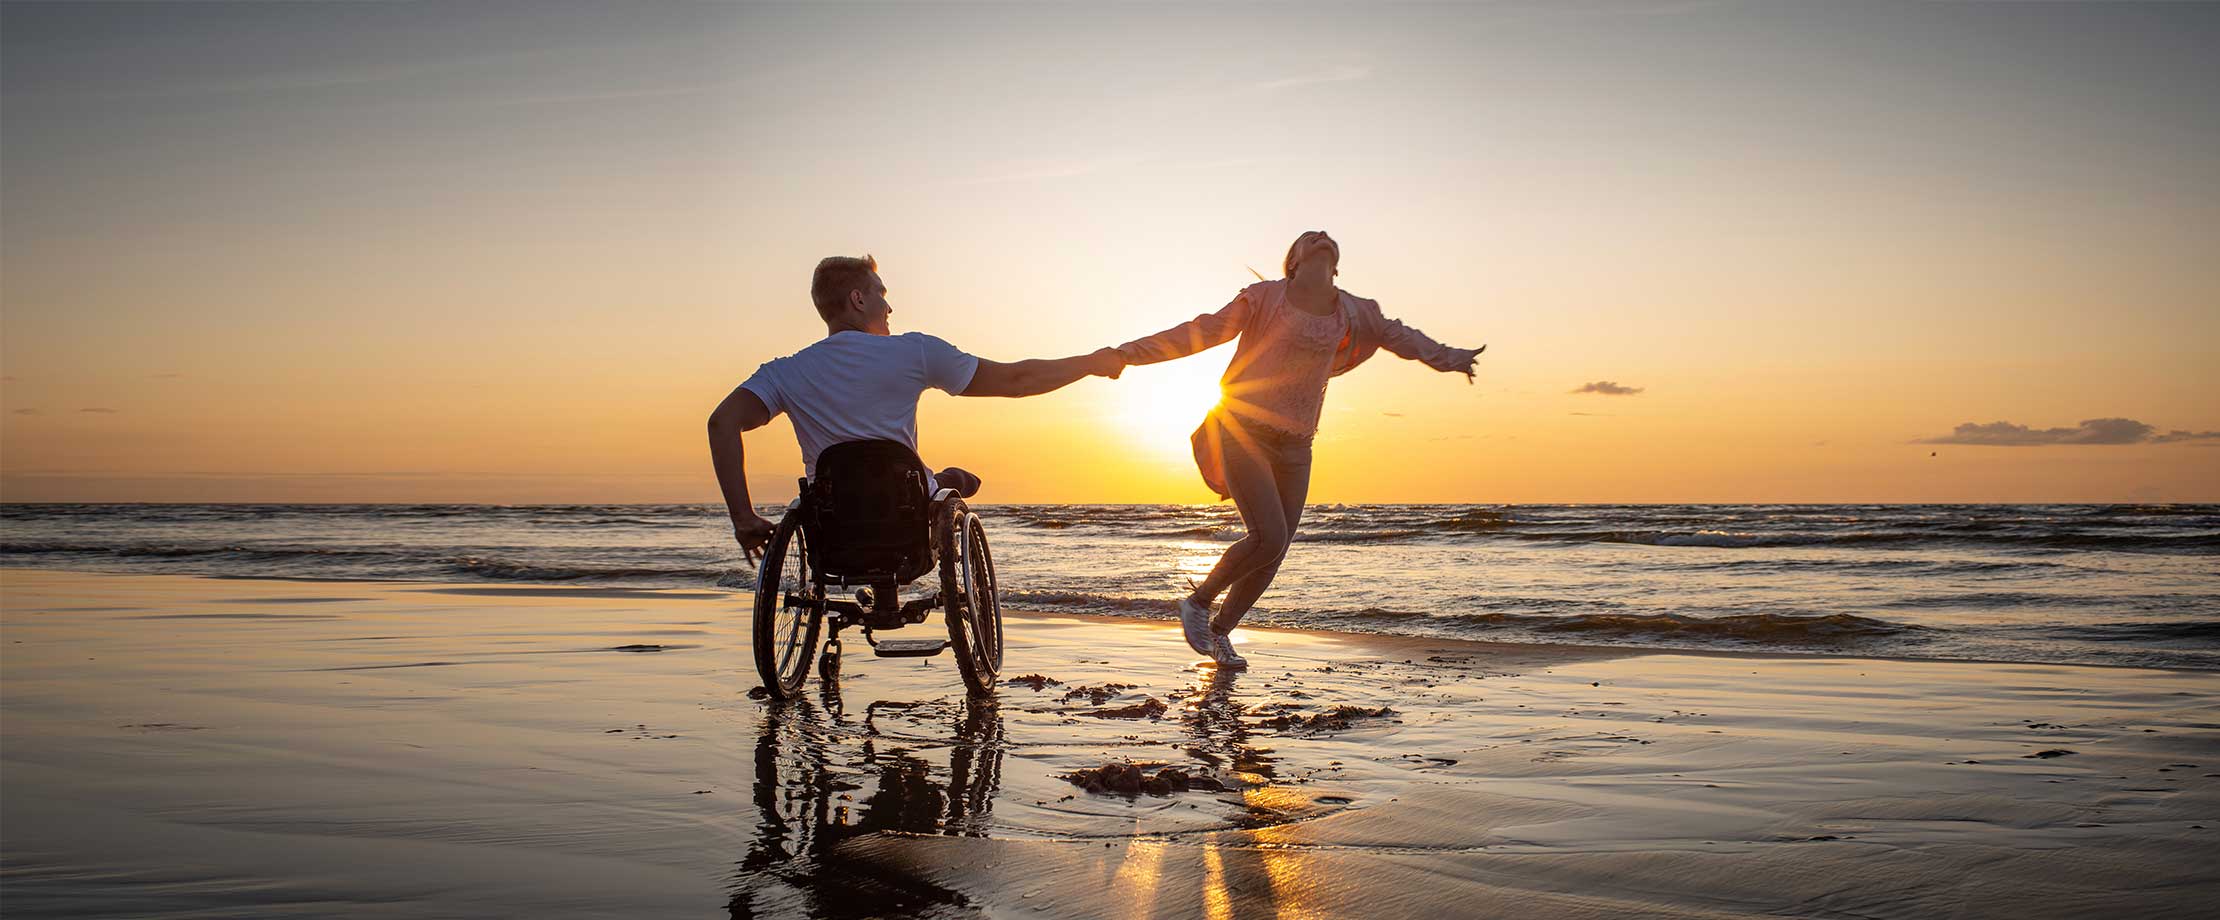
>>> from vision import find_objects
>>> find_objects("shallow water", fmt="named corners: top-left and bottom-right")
top-left (3, 571), bottom-right (2216, 919)
top-left (4, 503), bottom-right (2215, 668)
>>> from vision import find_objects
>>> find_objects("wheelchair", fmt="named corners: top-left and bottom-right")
top-left (751, 440), bottom-right (1003, 699)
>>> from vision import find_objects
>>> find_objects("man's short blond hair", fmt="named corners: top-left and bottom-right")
top-left (810, 255), bottom-right (879, 320)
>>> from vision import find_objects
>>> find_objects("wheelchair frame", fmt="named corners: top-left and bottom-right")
top-left (751, 442), bottom-right (1003, 699)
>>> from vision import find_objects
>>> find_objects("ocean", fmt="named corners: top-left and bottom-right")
top-left (3, 503), bottom-right (2214, 670)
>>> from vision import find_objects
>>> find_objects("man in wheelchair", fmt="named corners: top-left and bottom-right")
top-left (707, 254), bottom-right (1123, 696)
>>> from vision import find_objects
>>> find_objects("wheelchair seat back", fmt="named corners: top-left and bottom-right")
top-left (801, 440), bottom-right (938, 584)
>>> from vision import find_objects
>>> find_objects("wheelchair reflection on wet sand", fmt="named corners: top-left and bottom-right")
top-left (729, 664), bottom-right (1310, 918)
top-left (731, 689), bottom-right (1004, 918)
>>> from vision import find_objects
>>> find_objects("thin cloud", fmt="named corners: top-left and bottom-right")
top-left (12, 409), bottom-right (39, 416)
top-left (1252, 64), bottom-right (1372, 93)
top-left (1381, 411), bottom-right (1405, 418)
top-left (2153, 429), bottom-right (2220, 444)
top-left (1548, 0), bottom-right (1741, 17)
top-left (76, 407), bottom-right (119, 414)
top-left (950, 152), bottom-right (1156, 186)
top-left (32, 45), bottom-right (569, 103)
top-left (492, 83), bottom-right (729, 107)
top-left (149, 373), bottom-right (185, 379)
top-left (1167, 156), bottom-right (1263, 172)
top-left (1917, 418), bottom-right (2220, 446)
top-left (1177, 63), bottom-right (1373, 108)
top-left (1572, 381), bottom-right (1643, 396)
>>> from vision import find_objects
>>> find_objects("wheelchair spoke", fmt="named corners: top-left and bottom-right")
top-left (776, 602), bottom-right (803, 673)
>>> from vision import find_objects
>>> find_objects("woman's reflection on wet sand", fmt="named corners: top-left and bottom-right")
top-left (1176, 666), bottom-right (1309, 919)
top-left (729, 691), bottom-right (1004, 918)
top-left (1181, 666), bottom-right (1277, 790)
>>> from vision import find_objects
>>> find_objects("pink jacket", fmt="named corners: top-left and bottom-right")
top-left (1116, 280), bottom-right (1477, 497)
top-left (1116, 280), bottom-right (1473, 377)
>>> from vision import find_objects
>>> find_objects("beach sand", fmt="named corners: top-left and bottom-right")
top-left (2, 568), bottom-right (2214, 918)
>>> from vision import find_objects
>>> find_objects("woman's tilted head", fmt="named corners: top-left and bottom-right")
top-left (1282, 231), bottom-right (1340, 279)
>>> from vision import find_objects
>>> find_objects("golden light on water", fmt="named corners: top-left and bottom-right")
top-left (1172, 543), bottom-right (1228, 600)
top-left (1109, 839), bottom-right (1164, 920)
top-left (1202, 843), bottom-right (1232, 920)
top-left (1174, 545), bottom-right (1223, 574)
top-left (1252, 820), bottom-right (1328, 920)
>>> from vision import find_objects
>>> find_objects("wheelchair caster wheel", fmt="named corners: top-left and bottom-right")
top-left (818, 639), bottom-right (841, 683)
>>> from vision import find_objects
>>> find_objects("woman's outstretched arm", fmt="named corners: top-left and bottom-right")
top-left (1114, 287), bottom-right (1258, 366)
top-left (1374, 303), bottom-right (1485, 381)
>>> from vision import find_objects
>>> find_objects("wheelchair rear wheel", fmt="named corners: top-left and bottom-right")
top-left (752, 514), bottom-right (823, 699)
top-left (938, 501), bottom-right (1003, 696)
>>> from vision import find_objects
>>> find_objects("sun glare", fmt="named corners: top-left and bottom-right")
top-left (1114, 355), bottom-right (1230, 462)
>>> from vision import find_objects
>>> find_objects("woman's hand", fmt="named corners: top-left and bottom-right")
top-left (1454, 344), bottom-right (1487, 383)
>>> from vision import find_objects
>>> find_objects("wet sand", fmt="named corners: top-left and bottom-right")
top-left (2, 568), bottom-right (2215, 918)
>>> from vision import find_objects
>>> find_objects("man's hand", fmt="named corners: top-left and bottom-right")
top-left (732, 512), bottom-right (776, 562)
top-left (1088, 347), bottom-right (1127, 379)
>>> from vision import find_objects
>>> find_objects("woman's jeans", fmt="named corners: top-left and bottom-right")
top-left (1190, 420), bottom-right (1314, 633)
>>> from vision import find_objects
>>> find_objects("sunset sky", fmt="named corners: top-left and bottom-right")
top-left (4, 1), bottom-right (2215, 504)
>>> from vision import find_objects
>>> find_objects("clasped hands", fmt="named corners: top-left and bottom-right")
top-left (1086, 347), bottom-right (1127, 380)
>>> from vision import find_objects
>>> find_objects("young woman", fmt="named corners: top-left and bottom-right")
top-left (1113, 231), bottom-right (1484, 668)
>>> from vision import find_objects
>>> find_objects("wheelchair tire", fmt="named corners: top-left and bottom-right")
top-left (938, 501), bottom-right (1003, 697)
top-left (752, 514), bottom-right (822, 699)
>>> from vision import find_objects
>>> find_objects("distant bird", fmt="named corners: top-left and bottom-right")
top-left (1930, 452), bottom-right (1937, 457)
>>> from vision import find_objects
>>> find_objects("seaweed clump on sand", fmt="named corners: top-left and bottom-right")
top-left (1005, 674), bottom-right (1063, 691)
top-left (1256, 705), bottom-right (1397, 733)
top-left (1059, 683), bottom-right (1138, 705)
top-left (1064, 762), bottom-right (1227, 797)
top-left (1083, 697), bottom-right (1169, 720)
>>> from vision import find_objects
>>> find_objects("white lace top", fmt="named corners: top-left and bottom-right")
top-left (1219, 286), bottom-right (1346, 438)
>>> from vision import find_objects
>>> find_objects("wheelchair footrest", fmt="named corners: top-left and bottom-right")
top-left (871, 638), bottom-right (948, 658)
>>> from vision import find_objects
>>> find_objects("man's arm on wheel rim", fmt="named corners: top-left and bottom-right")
top-left (708, 385), bottom-right (777, 559)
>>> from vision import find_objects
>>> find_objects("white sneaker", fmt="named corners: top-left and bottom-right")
top-left (1210, 633), bottom-right (1248, 669)
top-left (1178, 597), bottom-right (1214, 655)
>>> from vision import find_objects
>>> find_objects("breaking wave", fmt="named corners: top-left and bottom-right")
top-left (7, 502), bottom-right (2215, 668)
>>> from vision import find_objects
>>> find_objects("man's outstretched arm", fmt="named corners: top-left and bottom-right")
top-left (707, 385), bottom-right (777, 556)
top-left (961, 348), bottom-right (1123, 398)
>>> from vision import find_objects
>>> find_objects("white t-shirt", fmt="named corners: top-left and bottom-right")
top-left (740, 331), bottom-right (979, 476)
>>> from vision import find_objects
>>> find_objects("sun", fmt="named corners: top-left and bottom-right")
top-left (1112, 354), bottom-right (1230, 462)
